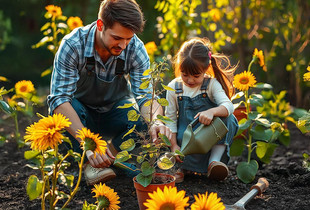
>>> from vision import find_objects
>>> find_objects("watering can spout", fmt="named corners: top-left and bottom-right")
top-left (180, 117), bottom-right (228, 156)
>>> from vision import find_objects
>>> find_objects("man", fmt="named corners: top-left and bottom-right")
top-left (47, 0), bottom-right (172, 185)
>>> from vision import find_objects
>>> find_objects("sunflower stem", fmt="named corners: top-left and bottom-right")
top-left (247, 59), bottom-right (255, 72)
top-left (50, 145), bottom-right (59, 210)
top-left (41, 151), bottom-right (46, 210)
top-left (62, 150), bottom-right (86, 209)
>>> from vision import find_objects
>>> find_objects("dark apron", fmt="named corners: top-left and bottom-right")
top-left (74, 23), bottom-right (132, 112)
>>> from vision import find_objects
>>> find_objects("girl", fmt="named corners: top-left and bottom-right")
top-left (165, 37), bottom-right (239, 182)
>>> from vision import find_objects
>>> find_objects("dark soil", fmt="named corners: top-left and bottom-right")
top-left (0, 112), bottom-right (309, 209)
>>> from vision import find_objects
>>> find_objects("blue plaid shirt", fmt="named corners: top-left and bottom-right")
top-left (47, 22), bottom-right (151, 113)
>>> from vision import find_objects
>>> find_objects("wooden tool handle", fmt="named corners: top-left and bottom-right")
top-left (250, 177), bottom-right (269, 195)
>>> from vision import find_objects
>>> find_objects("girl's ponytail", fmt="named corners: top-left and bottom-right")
top-left (210, 55), bottom-right (236, 99)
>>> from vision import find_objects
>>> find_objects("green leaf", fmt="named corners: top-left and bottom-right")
top-left (157, 156), bottom-right (174, 170)
top-left (143, 100), bottom-right (151, 107)
top-left (256, 141), bottom-right (278, 164)
top-left (127, 110), bottom-right (140, 122)
top-left (41, 68), bottom-right (52, 77)
top-left (136, 173), bottom-right (152, 187)
top-left (142, 69), bottom-right (152, 76)
top-left (0, 100), bottom-right (13, 114)
top-left (119, 138), bottom-right (136, 151)
top-left (231, 91), bottom-right (244, 102)
top-left (158, 133), bottom-right (171, 146)
top-left (117, 103), bottom-right (135, 109)
top-left (254, 83), bottom-right (273, 89)
top-left (278, 129), bottom-right (290, 146)
top-left (156, 115), bottom-right (174, 123)
top-left (255, 118), bottom-right (271, 127)
top-left (161, 84), bottom-right (175, 92)
top-left (157, 98), bottom-right (169, 106)
top-left (114, 151), bottom-right (130, 164)
top-left (58, 173), bottom-right (74, 188)
top-left (251, 126), bottom-right (273, 141)
top-left (27, 175), bottom-right (43, 200)
top-left (236, 160), bottom-right (258, 183)
top-left (141, 161), bottom-right (155, 176)
top-left (230, 138), bottom-right (245, 156)
top-left (62, 136), bottom-right (73, 149)
top-left (24, 150), bottom-right (41, 159)
top-left (139, 80), bottom-right (150, 89)
top-left (122, 124), bottom-right (136, 138)
top-left (40, 22), bottom-right (51, 31)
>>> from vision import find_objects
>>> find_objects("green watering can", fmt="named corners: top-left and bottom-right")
top-left (180, 117), bottom-right (228, 156)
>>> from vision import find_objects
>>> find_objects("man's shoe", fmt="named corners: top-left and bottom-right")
top-left (84, 163), bottom-right (116, 185)
top-left (207, 161), bottom-right (229, 181)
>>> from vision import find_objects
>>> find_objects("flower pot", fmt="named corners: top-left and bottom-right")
top-left (133, 173), bottom-right (176, 210)
top-left (233, 106), bottom-right (248, 121)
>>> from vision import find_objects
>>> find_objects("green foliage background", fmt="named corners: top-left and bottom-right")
top-left (0, 0), bottom-right (309, 108)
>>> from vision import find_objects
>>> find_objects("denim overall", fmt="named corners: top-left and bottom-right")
top-left (176, 78), bottom-right (239, 173)
top-left (67, 23), bottom-right (147, 154)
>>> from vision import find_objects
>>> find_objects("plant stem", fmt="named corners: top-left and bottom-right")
top-left (247, 59), bottom-right (255, 72)
top-left (62, 150), bottom-right (86, 209)
top-left (41, 151), bottom-right (46, 210)
top-left (50, 145), bottom-right (59, 210)
top-left (13, 112), bottom-right (20, 140)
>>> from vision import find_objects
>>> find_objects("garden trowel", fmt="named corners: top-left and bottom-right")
top-left (225, 177), bottom-right (269, 210)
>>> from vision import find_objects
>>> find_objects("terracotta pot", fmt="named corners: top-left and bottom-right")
top-left (233, 106), bottom-right (248, 121)
top-left (133, 173), bottom-right (176, 210)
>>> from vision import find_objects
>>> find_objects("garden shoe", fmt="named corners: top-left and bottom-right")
top-left (174, 169), bottom-right (184, 183)
top-left (84, 163), bottom-right (116, 185)
top-left (207, 161), bottom-right (229, 181)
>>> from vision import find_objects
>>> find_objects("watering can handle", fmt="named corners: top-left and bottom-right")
top-left (189, 117), bottom-right (200, 128)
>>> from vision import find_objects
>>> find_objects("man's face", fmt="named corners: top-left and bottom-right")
top-left (97, 21), bottom-right (134, 57)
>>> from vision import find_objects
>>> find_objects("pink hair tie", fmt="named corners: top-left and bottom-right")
top-left (208, 51), bottom-right (212, 60)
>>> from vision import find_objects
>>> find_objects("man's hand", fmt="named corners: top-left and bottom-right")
top-left (170, 143), bottom-right (183, 163)
top-left (86, 148), bottom-right (115, 168)
top-left (149, 122), bottom-right (172, 144)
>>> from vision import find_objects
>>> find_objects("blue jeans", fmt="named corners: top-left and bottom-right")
top-left (66, 98), bottom-right (147, 154)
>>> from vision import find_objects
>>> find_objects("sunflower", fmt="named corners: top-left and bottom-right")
top-left (45, 5), bottom-right (62, 18)
top-left (24, 113), bottom-right (71, 151)
top-left (233, 71), bottom-right (257, 91)
top-left (144, 41), bottom-right (157, 56)
top-left (209, 8), bottom-right (221, 22)
top-left (304, 66), bottom-right (310, 81)
top-left (67, 16), bottom-right (83, 30)
top-left (92, 183), bottom-right (120, 210)
top-left (15, 80), bottom-right (35, 96)
top-left (143, 186), bottom-right (189, 210)
top-left (191, 192), bottom-right (225, 210)
top-left (253, 48), bottom-right (267, 72)
top-left (76, 127), bottom-right (107, 157)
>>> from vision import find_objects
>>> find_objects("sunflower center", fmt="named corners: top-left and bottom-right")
top-left (160, 202), bottom-right (175, 210)
top-left (240, 77), bottom-right (249, 84)
top-left (20, 85), bottom-right (28, 92)
top-left (52, 9), bottom-right (57, 14)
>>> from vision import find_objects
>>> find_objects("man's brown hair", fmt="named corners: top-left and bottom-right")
top-left (98, 0), bottom-right (145, 33)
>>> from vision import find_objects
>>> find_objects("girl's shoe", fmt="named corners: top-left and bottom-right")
top-left (207, 161), bottom-right (229, 181)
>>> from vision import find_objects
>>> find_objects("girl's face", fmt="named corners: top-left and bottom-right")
top-left (181, 72), bottom-right (204, 88)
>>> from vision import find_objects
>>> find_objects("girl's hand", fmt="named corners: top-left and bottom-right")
top-left (195, 110), bottom-right (214, 125)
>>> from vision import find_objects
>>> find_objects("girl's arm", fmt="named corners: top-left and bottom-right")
top-left (195, 105), bottom-right (229, 125)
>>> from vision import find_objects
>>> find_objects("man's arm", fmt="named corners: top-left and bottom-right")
top-left (54, 102), bottom-right (115, 168)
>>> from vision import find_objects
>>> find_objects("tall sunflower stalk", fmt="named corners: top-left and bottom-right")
top-left (24, 114), bottom-right (107, 209)
top-left (232, 48), bottom-right (278, 183)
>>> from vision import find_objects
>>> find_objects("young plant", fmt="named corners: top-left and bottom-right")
top-left (114, 59), bottom-right (182, 187)
top-left (231, 49), bottom-right (288, 183)
top-left (0, 80), bottom-right (42, 147)
top-left (24, 114), bottom-right (107, 210)
top-left (32, 5), bottom-right (83, 77)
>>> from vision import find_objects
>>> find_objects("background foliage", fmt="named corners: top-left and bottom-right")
top-left (0, 0), bottom-right (309, 108)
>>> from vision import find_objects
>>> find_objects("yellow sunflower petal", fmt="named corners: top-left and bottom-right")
top-left (92, 183), bottom-right (120, 210)
top-left (45, 5), bottom-right (62, 17)
top-left (233, 71), bottom-right (257, 91)
top-left (67, 16), bottom-right (83, 30)
top-left (144, 186), bottom-right (189, 210)
top-left (76, 127), bottom-right (107, 156)
top-left (144, 41), bottom-right (157, 55)
top-left (253, 48), bottom-right (267, 71)
top-left (15, 80), bottom-right (35, 96)
top-left (24, 113), bottom-right (71, 151)
top-left (304, 71), bottom-right (310, 81)
top-left (191, 192), bottom-right (225, 210)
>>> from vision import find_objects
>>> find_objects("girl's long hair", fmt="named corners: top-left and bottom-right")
top-left (173, 37), bottom-right (237, 99)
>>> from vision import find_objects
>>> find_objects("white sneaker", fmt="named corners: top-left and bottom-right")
top-left (84, 163), bottom-right (116, 185)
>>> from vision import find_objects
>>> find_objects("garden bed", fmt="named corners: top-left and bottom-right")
top-left (0, 118), bottom-right (309, 209)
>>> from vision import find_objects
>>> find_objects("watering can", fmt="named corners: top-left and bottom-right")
top-left (180, 117), bottom-right (228, 156)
